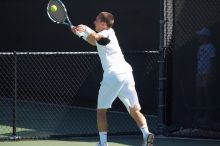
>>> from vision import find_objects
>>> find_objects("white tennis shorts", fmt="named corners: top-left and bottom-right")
top-left (97, 72), bottom-right (141, 112)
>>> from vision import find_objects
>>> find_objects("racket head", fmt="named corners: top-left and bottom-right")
top-left (47, 0), bottom-right (69, 25)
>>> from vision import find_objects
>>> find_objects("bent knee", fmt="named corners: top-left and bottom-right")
top-left (129, 104), bottom-right (141, 115)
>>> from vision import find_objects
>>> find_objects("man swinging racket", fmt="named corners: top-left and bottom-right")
top-left (71, 11), bottom-right (154, 146)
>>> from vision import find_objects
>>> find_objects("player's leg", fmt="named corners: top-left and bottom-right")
top-left (118, 72), bottom-right (154, 146)
top-left (129, 106), bottom-right (154, 146)
top-left (129, 105), bottom-right (149, 133)
top-left (97, 109), bottom-right (108, 146)
top-left (118, 94), bottom-right (153, 142)
top-left (96, 75), bottom-right (122, 146)
top-left (97, 109), bottom-right (108, 132)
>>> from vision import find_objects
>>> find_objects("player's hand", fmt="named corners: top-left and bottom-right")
top-left (70, 26), bottom-right (77, 33)
top-left (75, 24), bottom-right (86, 33)
top-left (70, 25), bottom-right (86, 37)
top-left (70, 25), bottom-right (85, 33)
top-left (71, 25), bottom-right (95, 40)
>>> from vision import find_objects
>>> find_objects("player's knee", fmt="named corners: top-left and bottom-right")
top-left (129, 105), bottom-right (141, 117)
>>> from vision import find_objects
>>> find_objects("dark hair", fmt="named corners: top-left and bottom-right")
top-left (98, 12), bottom-right (114, 28)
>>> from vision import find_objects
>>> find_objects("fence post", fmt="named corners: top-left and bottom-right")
top-left (158, 0), bottom-right (166, 135)
top-left (12, 51), bottom-right (18, 140)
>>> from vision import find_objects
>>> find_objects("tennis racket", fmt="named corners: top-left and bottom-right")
top-left (47, 0), bottom-right (73, 26)
top-left (47, 0), bottom-right (81, 36)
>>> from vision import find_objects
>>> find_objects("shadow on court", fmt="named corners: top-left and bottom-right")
top-left (0, 100), bottom-right (157, 139)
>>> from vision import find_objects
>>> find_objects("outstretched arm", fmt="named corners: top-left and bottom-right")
top-left (71, 25), bottom-right (110, 46)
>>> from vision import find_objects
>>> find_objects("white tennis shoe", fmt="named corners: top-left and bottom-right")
top-left (142, 133), bottom-right (155, 146)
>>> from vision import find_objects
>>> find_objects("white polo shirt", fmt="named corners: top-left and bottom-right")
top-left (96, 28), bottom-right (132, 75)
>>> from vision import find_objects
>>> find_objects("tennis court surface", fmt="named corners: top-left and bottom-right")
top-left (1, 136), bottom-right (220, 146)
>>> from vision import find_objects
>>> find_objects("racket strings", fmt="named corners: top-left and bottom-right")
top-left (47, 0), bottom-right (67, 23)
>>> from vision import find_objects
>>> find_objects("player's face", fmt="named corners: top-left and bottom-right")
top-left (94, 15), bottom-right (107, 32)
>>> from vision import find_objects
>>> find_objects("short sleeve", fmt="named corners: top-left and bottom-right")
top-left (98, 29), bottom-right (109, 38)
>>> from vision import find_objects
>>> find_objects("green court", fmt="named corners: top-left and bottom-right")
top-left (1, 136), bottom-right (220, 146)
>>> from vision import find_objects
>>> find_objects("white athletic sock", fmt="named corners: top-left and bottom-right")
top-left (140, 126), bottom-right (149, 139)
top-left (99, 132), bottom-right (107, 145)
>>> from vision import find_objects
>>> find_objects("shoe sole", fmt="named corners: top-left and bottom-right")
top-left (143, 133), bottom-right (155, 146)
top-left (147, 133), bottom-right (155, 146)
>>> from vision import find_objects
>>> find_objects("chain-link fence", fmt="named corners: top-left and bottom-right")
top-left (2, 0), bottom-right (220, 141)
top-left (165, 0), bottom-right (220, 139)
top-left (0, 51), bottom-right (159, 140)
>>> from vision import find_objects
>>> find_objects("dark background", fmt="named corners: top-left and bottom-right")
top-left (170, 0), bottom-right (220, 128)
top-left (0, 0), bottom-right (160, 115)
top-left (0, 0), bottom-right (160, 52)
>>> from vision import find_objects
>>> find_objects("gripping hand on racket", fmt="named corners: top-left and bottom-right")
top-left (71, 24), bottom-right (111, 46)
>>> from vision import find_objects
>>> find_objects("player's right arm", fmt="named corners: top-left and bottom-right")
top-left (85, 32), bottom-right (99, 46)
top-left (87, 32), bottom-right (111, 46)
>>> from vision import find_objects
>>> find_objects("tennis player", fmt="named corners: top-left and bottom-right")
top-left (71, 12), bottom-right (154, 146)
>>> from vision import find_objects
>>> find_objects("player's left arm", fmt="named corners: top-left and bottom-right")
top-left (72, 25), bottom-right (110, 46)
